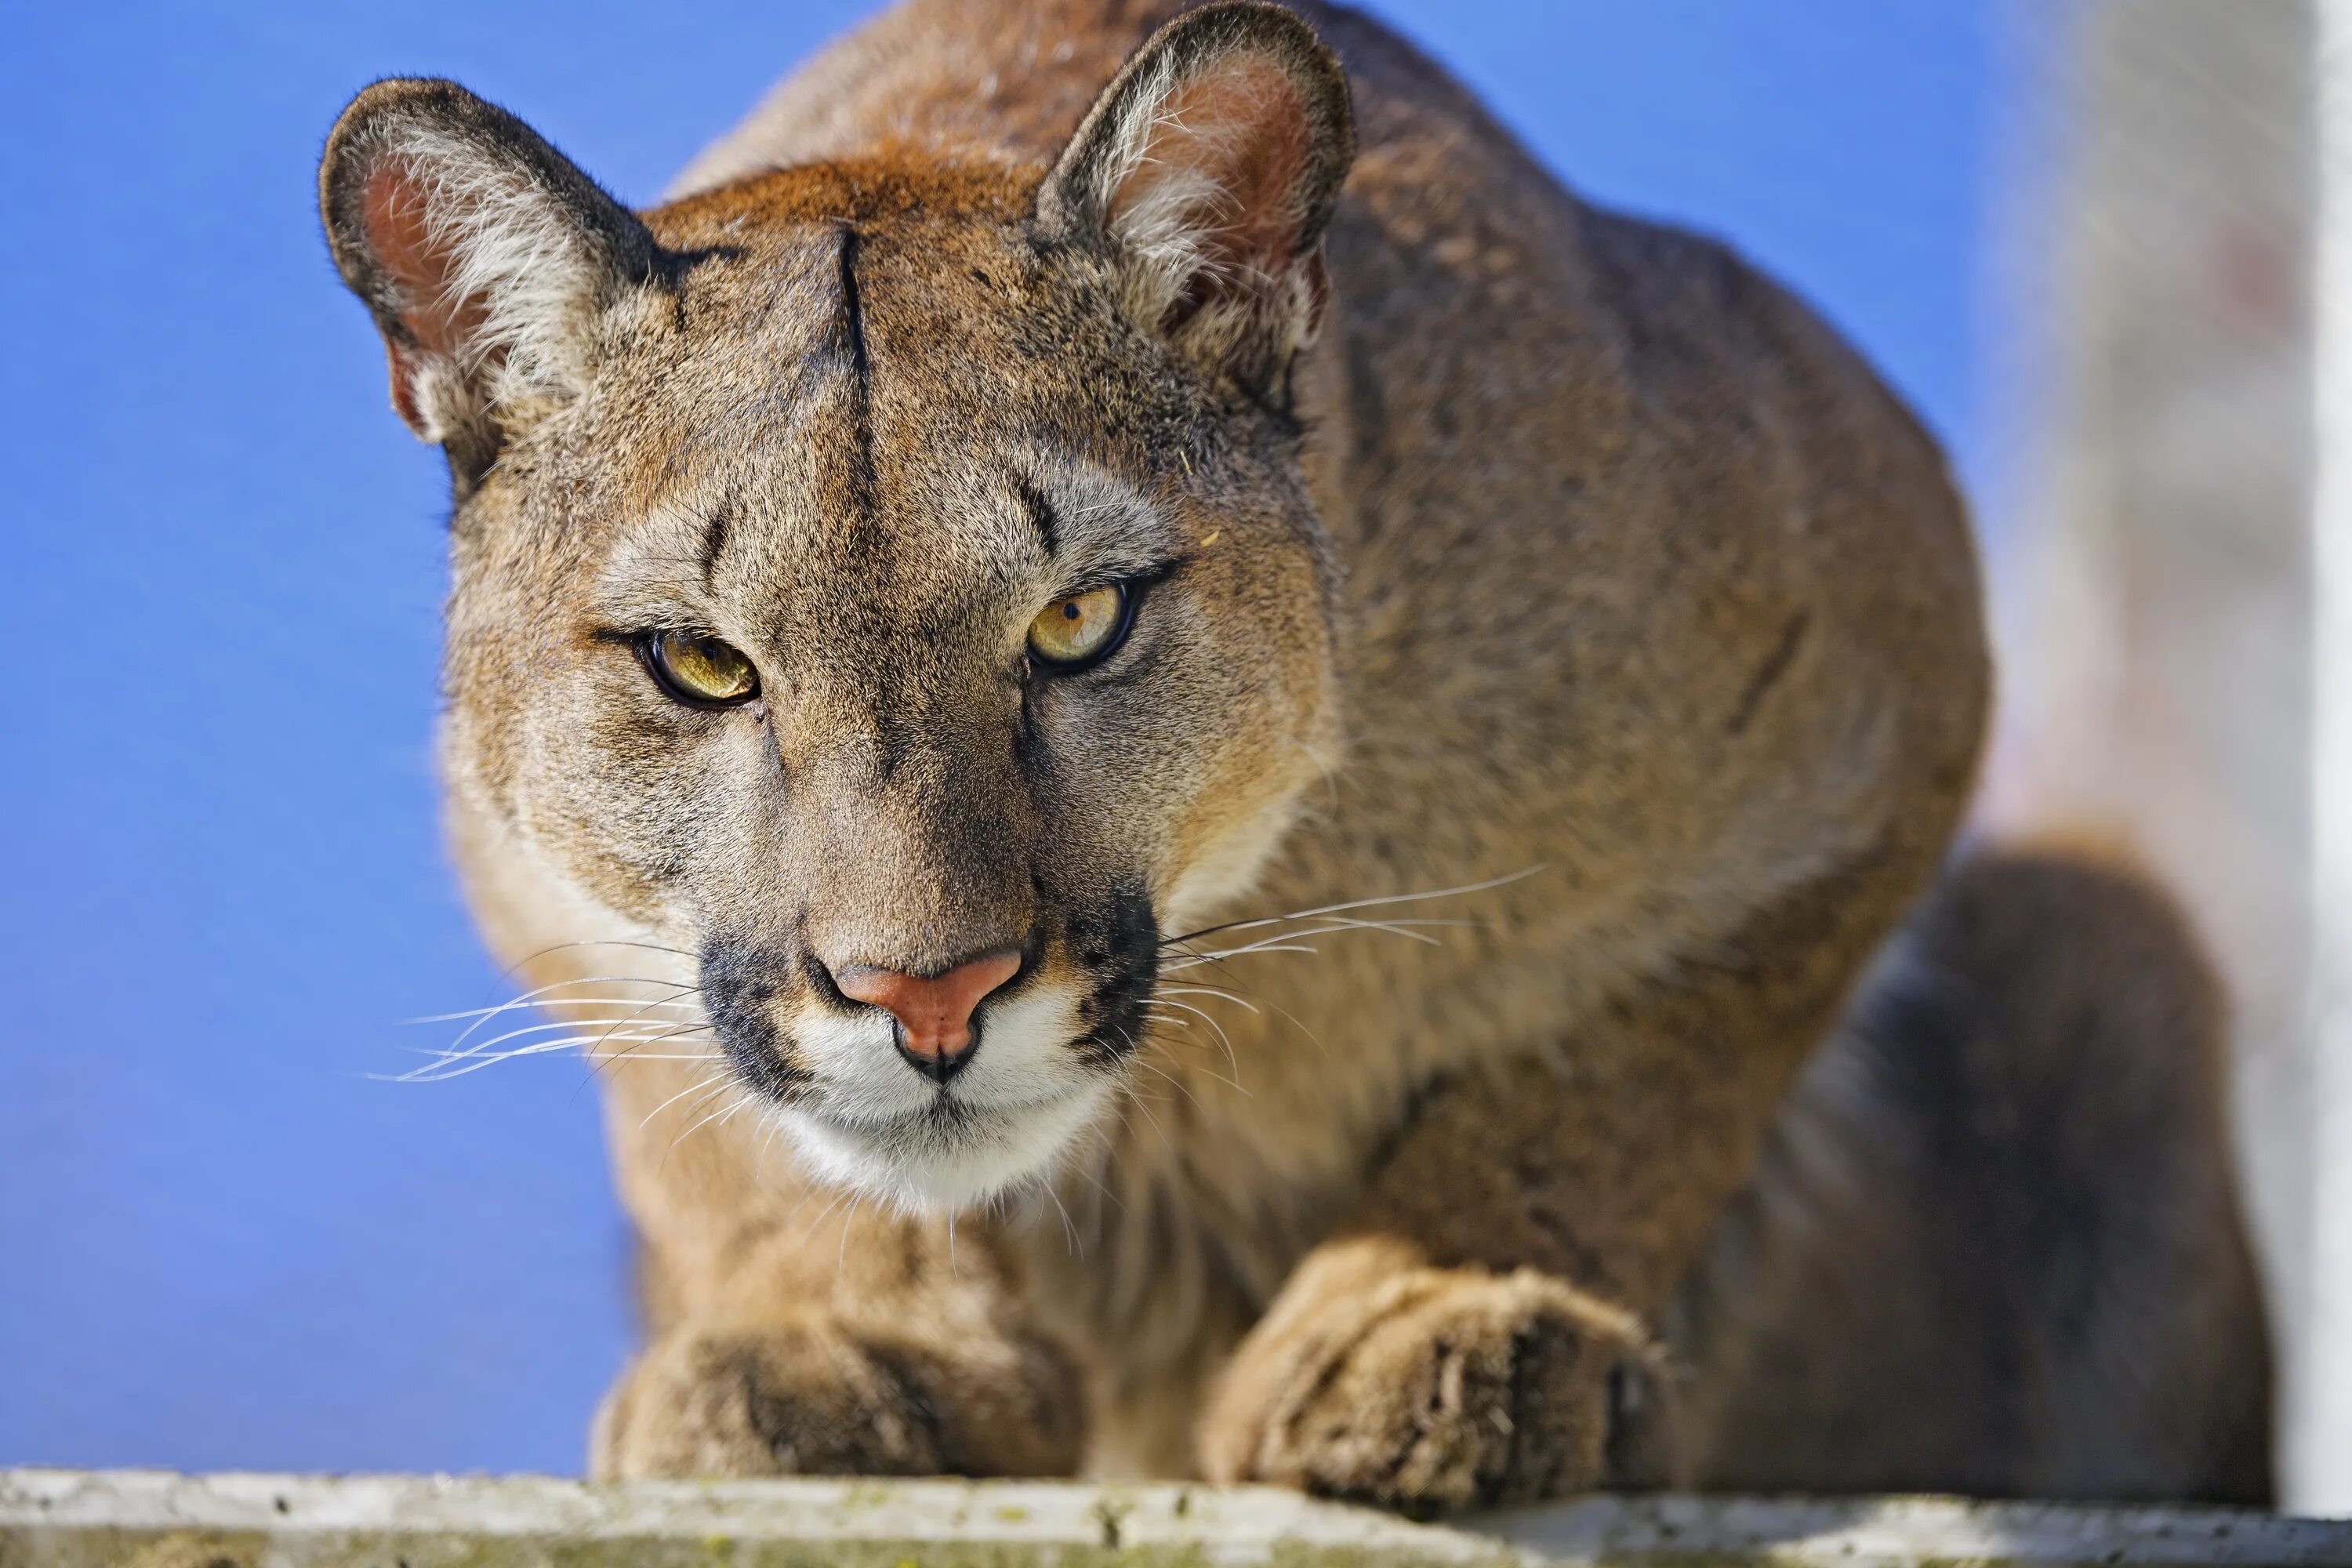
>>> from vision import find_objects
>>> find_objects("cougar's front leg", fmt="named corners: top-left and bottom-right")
top-left (1194, 1063), bottom-right (1672, 1512)
top-left (593, 1206), bottom-right (1085, 1480)
top-left (1198, 865), bottom-right (1900, 1513)
top-left (586, 1066), bottom-right (1085, 1479)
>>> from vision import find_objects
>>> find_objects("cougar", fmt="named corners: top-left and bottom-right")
top-left (319, 0), bottom-right (2272, 1508)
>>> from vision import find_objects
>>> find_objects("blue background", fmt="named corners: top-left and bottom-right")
top-left (0, 2), bottom-right (2032, 1472)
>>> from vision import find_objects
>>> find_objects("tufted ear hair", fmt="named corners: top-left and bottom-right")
top-left (318, 78), bottom-right (655, 485)
top-left (1035, 2), bottom-right (1353, 401)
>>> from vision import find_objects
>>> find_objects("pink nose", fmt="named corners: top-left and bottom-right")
top-left (833, 949), bottom-right (1023, 1069)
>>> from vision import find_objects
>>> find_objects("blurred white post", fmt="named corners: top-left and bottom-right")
top-left (1990, 0), bottom-right (2334, 1510)
top-left (2310, 0), bottom-right (2352, 1515)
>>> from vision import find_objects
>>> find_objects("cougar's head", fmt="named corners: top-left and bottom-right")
top-left (321, 5), bottom-right (1353, 1207)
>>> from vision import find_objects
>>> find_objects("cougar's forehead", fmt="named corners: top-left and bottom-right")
top-left (637, 158), bottom-right (1140, 456)
top-left (578, 175), bottom-right (1189, 663)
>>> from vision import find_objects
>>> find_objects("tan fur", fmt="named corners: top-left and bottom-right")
top-left (321, 0), bottom-right (2267, 1508)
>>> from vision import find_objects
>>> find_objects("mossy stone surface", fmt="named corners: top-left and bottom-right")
top-left (5, 1471), bottom-right (2348, 1567)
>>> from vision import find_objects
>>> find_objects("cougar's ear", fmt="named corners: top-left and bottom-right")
top-left (319, 78), bottom-right (655, 482)
top-left (1036, 2), bottom-right (1352, 400)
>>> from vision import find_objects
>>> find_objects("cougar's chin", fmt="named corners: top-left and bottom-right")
top-left (774, 1084), bottom-right (1112, 1210)
top-left (750, 978), bottom-right (1124, 1208)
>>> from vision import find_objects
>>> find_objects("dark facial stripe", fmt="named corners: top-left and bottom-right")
top-left (1014, 476), bottom-right (1060, 557)
top-left (835, 225), bottom-right (877, 515)
top-left (702, 932), bottom-right (814, 1104)
top-left (1071, 885), bottom-right (1161, 1066)
top-left (698, 498), bottom-right (735, 590)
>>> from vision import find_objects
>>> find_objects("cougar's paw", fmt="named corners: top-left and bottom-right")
top-left (590, 1315), bottom-right (1083, 1480)
top-left (1198, 1266), bottom-right (1657, 1515)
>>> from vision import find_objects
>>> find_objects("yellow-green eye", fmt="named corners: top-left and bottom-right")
top-left (1027, 583), bottom-right (1131, 669)
top-left (643, 630), bottom-right (760, 707)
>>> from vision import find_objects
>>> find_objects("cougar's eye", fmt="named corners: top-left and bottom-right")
top-left (642, 630), bottom-right (760, 707)
top-left (1026, 584), bottom-right (1132, 670)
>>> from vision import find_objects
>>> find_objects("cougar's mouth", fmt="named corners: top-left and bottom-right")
top-left (699, 899), bottom-right (1161, 1209)
top-left (773, 1082), bottom-right (1118, 1210)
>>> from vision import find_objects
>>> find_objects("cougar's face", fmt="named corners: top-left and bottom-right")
top-left (443, 172), bottom-right (1339, 1207)
top-left (325, 9), bottom-right (1354, 1207)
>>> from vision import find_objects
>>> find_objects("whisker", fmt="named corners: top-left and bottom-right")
top-left (1165, 942), bottom-right (1319, 965)
top-left (753, 1109), bottom-right (792, 1175)
top-left (1158, 866), bottom-right (1544, 948)
top-left (1163, 915), bottom-right (1472, 970)
top-left (1107, 1029), bottom-right (1173, 1148)
top-left (662, 1083), bottom-right (746, 1170)
top-left (415, 939), bottom-right (702, 1044)
top-left (1156, 964), bottom-right (1330, 1062)
top-left (1156, 983), bottom-right (1260, 1014)
top-left (427, 976), bottom-right (702, 1065)
top-left (1120, 1080), bottom-right (1172, 1146)
top-left (708, 1095), bottom-right (759, 1141)
top-left (406, 976), bottom-right (702, 1025)
top-left (1265, 996), bottom-right (1330, 1057)
top-left (394, 1023), bottom-right (699, 1069)
top-left (1238, 914), bottom-right (1463, 946)
top-left (412, 1013), bottom-right (699, 1062)
top-left (387, 1029), bottom-right (715, 1082)
top-left (586, 1048), bottom-right (723, 1065)
top-left (1043, 1179), bottom-right (1081, 1258)
top-left (1135, 1026), bottom-right (1249, 1098)
top-left (641, 1071), bottom-right (726, 1131)
top-left (1130, 1051), bottom-right (1210, 1108)
top-left (512, 937), bottom-right (701, 964)
top-left (1139, 998), bottom-right (1246, 1090)
top-left (408, 989), bottom-right (704, 1025)
top-left (795, 1183), bottom-right (857, 1247)
top-left (586, 1017), bottom-right (723, 1083)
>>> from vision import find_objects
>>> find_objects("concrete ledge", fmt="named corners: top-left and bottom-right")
top-left (3, 1471), bottom-right (2347, 1567)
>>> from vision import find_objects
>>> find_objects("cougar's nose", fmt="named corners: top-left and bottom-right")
top-left (831, 949), bottom-right (1023, 1083)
